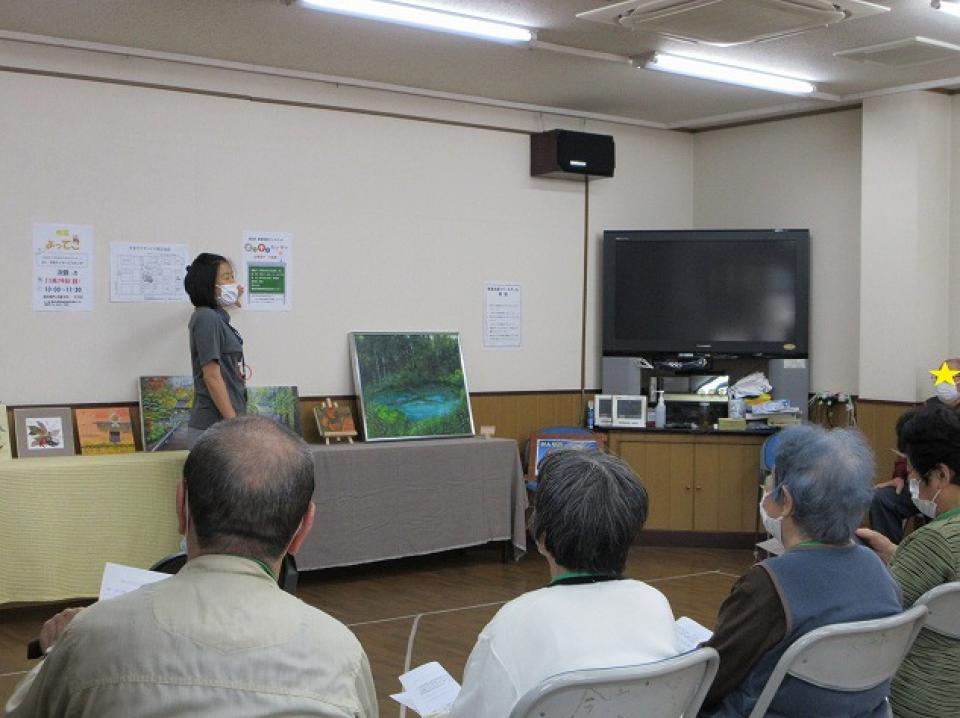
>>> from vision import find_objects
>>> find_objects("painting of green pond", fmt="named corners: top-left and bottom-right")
top-left (350, 332), bottom-right (474, 441)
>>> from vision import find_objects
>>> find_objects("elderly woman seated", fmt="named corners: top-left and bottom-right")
top-left (699, 424), bottom-right (902, 718)
top-left (857, 403), bottom-right (960, 718)
top-left (444, 448), bottom-right (678, 718)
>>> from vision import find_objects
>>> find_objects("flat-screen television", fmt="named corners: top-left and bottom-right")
top-left (603, 229), bottom-right (809, 357)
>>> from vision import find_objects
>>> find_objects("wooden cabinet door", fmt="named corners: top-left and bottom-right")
top-left (693, 442), bottom-right (761, 532)
top-left (617, 440), bottom-right (695, 530)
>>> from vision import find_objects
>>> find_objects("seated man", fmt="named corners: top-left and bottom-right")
top-left (5, 416), bottom-right (378, 717)
top-left (443, 449), bottom-right (678, 718)
top-left (699, 425), bottom-right (902, 718)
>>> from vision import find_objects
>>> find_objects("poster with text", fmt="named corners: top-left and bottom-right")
top-left (110, 242), bottom-right (190, 303)
top-left (33, 223), bottom-right (95, 311)
top-left (483, 282), bottom-right (521, 349)
top-left (242, 231), bottom-right (292, 311)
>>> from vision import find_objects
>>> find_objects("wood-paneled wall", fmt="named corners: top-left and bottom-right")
top-left (4, 394), bottom-right (913, 484)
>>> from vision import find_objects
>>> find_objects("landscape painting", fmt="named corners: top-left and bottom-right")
top-left (139, 376), bottom-right (194, 452)
top-left (350, 332), bottom-right (474, 441)
top-left (246, 386), bottom-right (301, 435)
top-left (76, 407), bottom-right (136, 455)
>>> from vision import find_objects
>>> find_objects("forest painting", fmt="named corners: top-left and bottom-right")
top-left (350, 332), bottom-right (474, 441)
top-left (246, 386), bottom-right (301, 435)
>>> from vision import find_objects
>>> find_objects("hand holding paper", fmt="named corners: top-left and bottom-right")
top-left (391, 662), bottom-right (461, 717)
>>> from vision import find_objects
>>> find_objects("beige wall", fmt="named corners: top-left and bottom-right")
top-left (692, 110), bottom-right (863, 393)
top-left (0, 39), bottom-right (693, 404)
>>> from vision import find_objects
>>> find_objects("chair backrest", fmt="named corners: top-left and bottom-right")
top-left (746, 605), bottom-right (929, 718)
top-left (914, 581), bottom-right (960, 639)
top-left (760, 432), bottom-right (783, 476)
top-left (508, 647), bottom-right (719, 718)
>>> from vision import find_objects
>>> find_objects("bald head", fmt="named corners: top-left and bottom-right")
top-left (183, 415), bottom-right (315, 560)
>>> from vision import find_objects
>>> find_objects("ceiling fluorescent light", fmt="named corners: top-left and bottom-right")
top-left (932, 1), bottom-right (960, 18)
top-left (638, 52), bottom-right (817, 95)
top-left (299, 0), bottom-right (534, 43)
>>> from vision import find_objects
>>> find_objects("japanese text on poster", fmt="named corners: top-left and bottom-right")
top-left (110, 243), bottom-right (190, 303)
top-left (33, 223), bottom-right (95, 311)
top-left (483, 282), bottom-right (521, 349)
top-left (242, 232), bottom-right (292, 311)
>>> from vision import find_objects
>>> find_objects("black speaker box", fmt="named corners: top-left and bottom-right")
top-left (530, 129), bottom-right (615, 180)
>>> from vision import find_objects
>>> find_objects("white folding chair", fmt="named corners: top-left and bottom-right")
top-left (508, 647), bottom-right (719, 718)
top-left (746, 605), bottom-right (929, 718)
top-left (914, 581), bottom-right (960, 639)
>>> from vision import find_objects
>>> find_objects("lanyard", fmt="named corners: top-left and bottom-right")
top-left (548, 571), bottom-right (623, 587)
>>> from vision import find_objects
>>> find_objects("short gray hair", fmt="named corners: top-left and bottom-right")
top-left (770, 424), bottom-right (875, 544)
top-left (184, 415), bottom-right (315, 560)
top-left (530, 449), bottom-right (649, 575)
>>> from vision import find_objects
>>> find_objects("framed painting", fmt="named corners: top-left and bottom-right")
top-left (13, 407), bottom-right (76, 458)
top-left (314, 398), bottom-right (358, 443)
top-left (138, 376), bottom-right (194, 452)
top-left (349, 332), bottom-right (475, 441)
top-left (75, 407), bottom-right (136, 455)
top-left (0, 405), bottom-right (12, 460)
top-left (246, 386), bottom-right (302, 435)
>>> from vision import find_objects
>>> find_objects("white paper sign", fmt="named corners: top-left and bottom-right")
top-left (110, 242), bottom-right (190, 303)
top-left (99, 562), bottom-right (171, 601)
top-left (484, 282), bottom-right (521, 349)
top-left (33, 223), bottom-right (95, 311)
top-left (242, 231), bottom-right (293, 311)
top-left (391, 661), bottom-right (461, 716)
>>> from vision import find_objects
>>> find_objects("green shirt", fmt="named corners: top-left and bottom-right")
top-left (889, 506), bottom-right (960, 718)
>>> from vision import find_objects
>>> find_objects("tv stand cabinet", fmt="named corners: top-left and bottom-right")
top-left (607, 430), bottom-right (764, 548)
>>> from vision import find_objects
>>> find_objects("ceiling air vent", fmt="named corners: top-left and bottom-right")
top-left (834, 37), bottom-right (960, 67)
top-left (577, 0), bottom-right (888, 47)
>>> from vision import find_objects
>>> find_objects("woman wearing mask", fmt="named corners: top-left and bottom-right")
top-left (857, 403), bottom-right (960, 718)
top-left (699, 424), bottom-right (901, 718)
top-left (182, 253), bottom-right (247, 440)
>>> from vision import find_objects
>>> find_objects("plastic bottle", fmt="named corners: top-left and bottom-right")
top-left (654, 390), bottom-right (667, 429)
top-left (586, 400), bottom-right (595, 430)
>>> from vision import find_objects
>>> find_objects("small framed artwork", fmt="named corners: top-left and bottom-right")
top-left (247, 386), bottom-right (302, 436)
top-left (527, 431), bottom-right (607, 477)
top-left (14, 407), bottom-right (76, 458)
top-left (75, 407), bottom-right (136, 455)
top-left (0, 404), bottom-right (12, 460)
top-left (314, 399), bottom-right (358, 444)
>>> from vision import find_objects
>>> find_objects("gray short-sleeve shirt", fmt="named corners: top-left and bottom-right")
top-left (188, 307), bottom-right (247, 429)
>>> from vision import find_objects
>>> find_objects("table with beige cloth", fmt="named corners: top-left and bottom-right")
top-left (0, 437), bottom-right (526, 605)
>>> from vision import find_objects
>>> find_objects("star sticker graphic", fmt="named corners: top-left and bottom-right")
top-left (929, 361), bottom-right (960, 386)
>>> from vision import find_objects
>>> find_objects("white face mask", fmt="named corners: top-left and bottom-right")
top-left (935, 380), bottom-right (960, 405)
top-left (217, 283), bottom-right (239, 307)
top-left (759, 492), bottom-right (783, 542)
top-left (912, 487), bottom-right (942, 519)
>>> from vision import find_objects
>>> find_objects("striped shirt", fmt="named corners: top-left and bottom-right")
top-left (890, 506), bottom-right (960, 718)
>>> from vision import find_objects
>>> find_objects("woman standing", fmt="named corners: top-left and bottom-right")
top-left (183, 253), bottom-right (247, 436)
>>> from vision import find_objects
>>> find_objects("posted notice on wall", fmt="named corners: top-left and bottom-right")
top-left (483, 282), bottom-right (522, 349)
top-left (33, 223), bottom-right (95, 311)
top-left (110, 242), bottom-right (190, 303)
top-left (242, 231), bottom-right (292, 311)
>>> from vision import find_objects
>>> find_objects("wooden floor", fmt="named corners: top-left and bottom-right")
top-left (0, 544), bottom-right (755, 716)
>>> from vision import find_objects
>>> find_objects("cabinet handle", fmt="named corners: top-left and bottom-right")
top-left (695, 486), bottom-right (703, 491)
top-left (684, 485), bottom-right (691, 491)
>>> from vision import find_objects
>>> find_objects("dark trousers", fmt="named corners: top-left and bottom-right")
top-left (869, 485), bottom-right (919, 544)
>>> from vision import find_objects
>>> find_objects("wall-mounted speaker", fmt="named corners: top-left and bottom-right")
top-left (531, 129), bottom-right (615, 180)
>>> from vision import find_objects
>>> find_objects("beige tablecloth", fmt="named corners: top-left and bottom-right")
top-left (0, 437), bottom-right (526, 605)
top-left (0, 452), bottom-right (186, 605)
